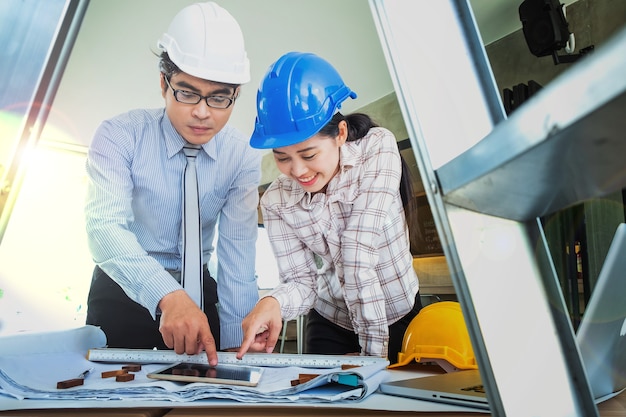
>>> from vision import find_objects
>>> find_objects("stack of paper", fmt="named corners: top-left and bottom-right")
top-left (0, 326), bottom-right (390, 403)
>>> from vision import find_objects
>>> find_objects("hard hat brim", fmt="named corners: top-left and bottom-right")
top-left (249, 123), bottom-right (321, 150)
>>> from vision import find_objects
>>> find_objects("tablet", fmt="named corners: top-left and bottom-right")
top-left (147, 362), bottom-right (264, 387)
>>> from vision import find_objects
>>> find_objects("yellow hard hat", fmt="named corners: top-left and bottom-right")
top-left (390, 301), bottom-right (478, 371)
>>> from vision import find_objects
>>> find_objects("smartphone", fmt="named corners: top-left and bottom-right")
top-left (147, 362), bottom-right (263, 387)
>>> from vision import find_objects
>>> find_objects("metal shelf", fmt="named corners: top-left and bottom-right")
top-left (437, 27), bottom-right (626, 221)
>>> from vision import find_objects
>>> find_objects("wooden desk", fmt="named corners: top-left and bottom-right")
top-left (0, 410), bottom-right (169, 417)
top-left (164, 407), bottom-right (484, 416)
top-left (598, 389), bottom-right (626, 416)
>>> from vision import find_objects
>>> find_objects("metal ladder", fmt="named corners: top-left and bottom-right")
top-left (369, 1), bottom-right (626, 415)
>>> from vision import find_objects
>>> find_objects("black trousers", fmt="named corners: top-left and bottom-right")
top-left (86, 265), bottom-right (220, 349)
top-left (305, 292), bottom-right (423, 364)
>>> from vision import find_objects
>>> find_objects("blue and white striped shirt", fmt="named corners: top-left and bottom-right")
top-left (85, 108), bottom-right (262, 349)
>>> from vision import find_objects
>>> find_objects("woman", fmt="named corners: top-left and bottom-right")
top-left (238, 52), bottom-right (421, 363)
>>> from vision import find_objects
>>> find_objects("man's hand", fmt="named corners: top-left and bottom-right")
top-left (158, 290), bottom-right (218, 366)
top-left (237, 296), bottom-right (283, 359)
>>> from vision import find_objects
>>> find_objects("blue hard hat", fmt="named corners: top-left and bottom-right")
top-left (249, 52), bottom-right (357, 149)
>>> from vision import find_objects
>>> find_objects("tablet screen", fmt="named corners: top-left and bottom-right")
top-left (147, 362), bottom-right (263, 387)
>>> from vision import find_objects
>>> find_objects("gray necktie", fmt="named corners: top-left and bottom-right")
top-left (181, 143), bottom-right (203, 309)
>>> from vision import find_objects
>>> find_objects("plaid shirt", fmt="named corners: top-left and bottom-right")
top-left (261, 127), bottom-right (419, 357)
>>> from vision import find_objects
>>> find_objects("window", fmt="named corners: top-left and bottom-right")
top-left (0, 0), bottom-right (89, 335)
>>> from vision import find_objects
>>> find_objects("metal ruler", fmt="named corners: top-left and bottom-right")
top-left (86, 348), bottom-right (388, 369)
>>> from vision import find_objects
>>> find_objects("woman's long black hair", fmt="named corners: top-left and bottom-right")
top-left (320, 112), bottom-right (421, 250)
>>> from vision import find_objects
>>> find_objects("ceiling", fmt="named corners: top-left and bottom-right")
top-left (44, 0), bottom-right (576, 148)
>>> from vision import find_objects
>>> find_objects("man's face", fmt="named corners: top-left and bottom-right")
top-left (161, 72), bottom-right (239, 145)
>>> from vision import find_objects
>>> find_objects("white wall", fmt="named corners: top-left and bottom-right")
top-left (43, 0), bottom-right (394, 147)
top-left (44, 0), bottom-right (537, 148)
top-left (0, 0), bottom-right (539, 334)
top-left (1, 0), bottom-right (392, 335)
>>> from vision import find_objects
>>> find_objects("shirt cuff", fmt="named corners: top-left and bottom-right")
top-left (142, 274), bottom-right (183, 320)
top-left (220, 321), bottom-right (244, 350)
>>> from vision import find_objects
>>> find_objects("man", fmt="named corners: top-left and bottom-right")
top-left (85, 2), bottom-right (261, 366)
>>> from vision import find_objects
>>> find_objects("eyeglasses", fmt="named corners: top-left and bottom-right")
top-left (164, 76), bottom-right (236, 109)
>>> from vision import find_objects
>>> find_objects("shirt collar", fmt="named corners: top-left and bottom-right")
top-left (339, 141), bottom-right (359, 170)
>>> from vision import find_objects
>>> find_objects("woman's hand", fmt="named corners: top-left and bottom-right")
top-left (237, 296), bottom-right (283, 359)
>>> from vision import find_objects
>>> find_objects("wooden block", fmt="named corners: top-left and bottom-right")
top-left (122, 364), bottom-right (142, 372)
top-left (116, 373), bottom-right (135, 382)
top-left (297, 373), bottom-right (320, 380)
top-left (56, 378), bottom-right (84, 389)
top-left (290, 373), bottom-right (320, 386)
top-left (101, 369), bottom-right (128, 378)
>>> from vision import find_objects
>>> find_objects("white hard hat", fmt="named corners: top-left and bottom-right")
top-left (157, 2), bottom-right (250, 84)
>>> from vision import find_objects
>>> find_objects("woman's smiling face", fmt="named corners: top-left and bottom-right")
top-left (272, 121), bottom-right (348, 194)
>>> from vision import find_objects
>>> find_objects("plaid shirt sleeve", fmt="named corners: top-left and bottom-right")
top-left (261, 191), bottom-right (320, 321)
